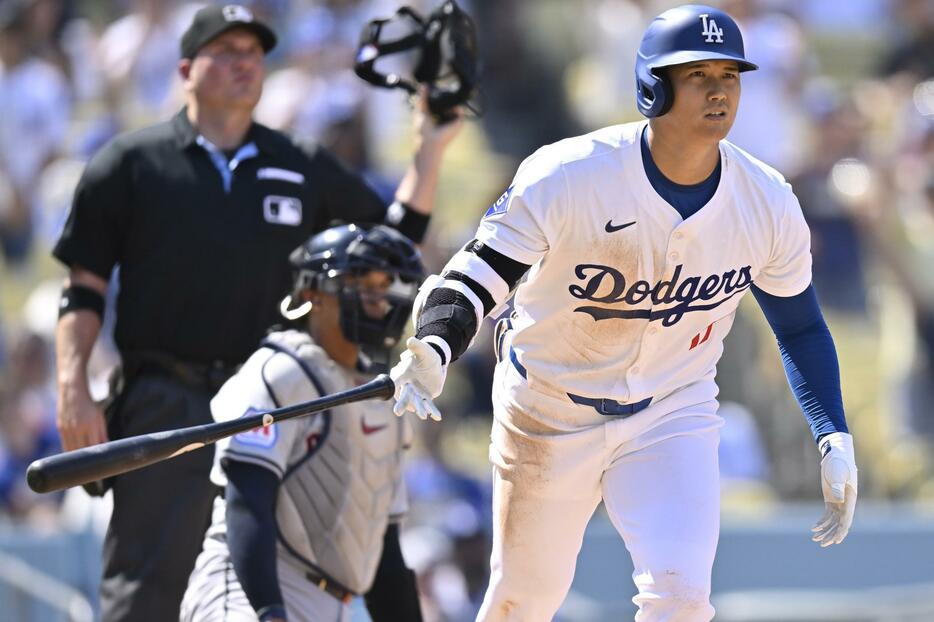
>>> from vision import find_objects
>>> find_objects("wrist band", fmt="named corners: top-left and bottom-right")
top-left (386, 201), bottom-right (431, 243)
top-left (59, 284), bottom-right (105, 320)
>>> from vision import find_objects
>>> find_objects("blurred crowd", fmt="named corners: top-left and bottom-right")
top-left (0, 0), bottom-right (932, 619)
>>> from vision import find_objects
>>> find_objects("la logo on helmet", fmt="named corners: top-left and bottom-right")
top-left (700, 14), bottom-right (724, 43)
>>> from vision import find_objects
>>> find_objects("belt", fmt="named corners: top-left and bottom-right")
top-left (123, 350), bottom-right (238, 391)
top-left (306, 570), bottom-right (355, 604)
top-left (566, 393), bottom-right (653, 416)
top-left (507, 347), bottom-right (652, 418)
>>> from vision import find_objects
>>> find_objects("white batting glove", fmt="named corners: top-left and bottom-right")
top-left (390, 337), bottom-right (446, 422)
top-left (811, 432), bottom-right (858, 547)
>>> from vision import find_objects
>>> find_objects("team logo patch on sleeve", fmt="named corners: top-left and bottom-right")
top-left (484, 186), bottom-right (514, 218)
top-left (233, 407), bottom-right (278, 448)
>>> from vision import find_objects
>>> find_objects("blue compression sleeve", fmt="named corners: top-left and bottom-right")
top-left (225, 460), bottom-right (286, 616)
top-left (751, 284), bottom-right (848, 443)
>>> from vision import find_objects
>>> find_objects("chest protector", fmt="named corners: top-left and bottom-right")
top-left (264, 331), bottom-right (407, 594)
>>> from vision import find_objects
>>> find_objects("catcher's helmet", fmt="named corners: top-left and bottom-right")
top-left (635, 4), bottom-right (758, 118)
top-left (281, 224), bottom-right (424, 351)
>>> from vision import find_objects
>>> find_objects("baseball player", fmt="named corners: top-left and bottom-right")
top-left (180, 224), bottom-right (425, 622)
top-left (390, 5), bottom-right (858, 621)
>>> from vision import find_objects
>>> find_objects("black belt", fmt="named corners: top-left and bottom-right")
top-left (305, 569), bottom-right (355, 604)
top-left (566, 393), bottom-right (653, 416)
top-left (123, 350), bottom-right (238, 392)
top-left (507, 347), bottom-right (652, 417)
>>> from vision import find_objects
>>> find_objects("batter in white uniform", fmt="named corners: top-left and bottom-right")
top-left (181, 224), bottom-right (425, 622)
top-left (390, 5), bottom-right (858, 621)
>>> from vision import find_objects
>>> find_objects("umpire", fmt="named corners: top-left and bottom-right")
top-left (52, 5), bottom-right (461, 621)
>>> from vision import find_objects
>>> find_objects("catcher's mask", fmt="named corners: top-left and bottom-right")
top-left (354, 0), bottom-right (480, 122)
top-left (281, 224), bottom-right (425, 355)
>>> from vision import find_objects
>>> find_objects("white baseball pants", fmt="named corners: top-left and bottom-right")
top-left (477, 361), bottom-right (723, 622)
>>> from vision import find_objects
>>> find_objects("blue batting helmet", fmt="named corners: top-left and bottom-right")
top-left (635, 4), bottom-right (758, 118)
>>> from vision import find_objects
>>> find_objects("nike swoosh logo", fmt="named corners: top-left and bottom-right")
top-left (605, 220), bottom-right (636, 233)
top-left (361, 419), bottom-right (388, 435)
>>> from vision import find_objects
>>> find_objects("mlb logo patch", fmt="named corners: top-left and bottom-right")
top-left (223, 5), bottom-right (254, 22)
top-left (484, 186), bottom-right (514, 218)
top-left (263, 195), bottom-right (302, 226)
top-left (233, 407), bottom-right (278, 448)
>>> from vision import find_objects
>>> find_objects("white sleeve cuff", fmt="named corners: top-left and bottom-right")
top-left (420, 335), bottom-right (452, 367)
top-left (444, 250), bottom-right (511, 304)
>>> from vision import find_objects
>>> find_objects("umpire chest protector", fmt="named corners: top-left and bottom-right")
top-left (260, 331), bottom-right (411, 594)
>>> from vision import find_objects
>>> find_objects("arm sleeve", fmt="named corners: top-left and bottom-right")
top-left (225, 460), bottom-right (285, 615)
top-left (752, 284), bottom-right (848, 443)
top-left (52, 139), bottom-right (132, 279)
top-left (754, 189), bottom-right (812, 297)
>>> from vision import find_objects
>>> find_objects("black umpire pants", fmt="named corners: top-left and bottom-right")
top-left (99, 372), bottom-right (220, 622)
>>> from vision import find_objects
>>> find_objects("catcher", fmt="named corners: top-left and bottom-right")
top-left (179, 224), bottom-right (425, 622)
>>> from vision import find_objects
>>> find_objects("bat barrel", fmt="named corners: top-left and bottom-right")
top-left (26, 427), bottom-right (213, 493)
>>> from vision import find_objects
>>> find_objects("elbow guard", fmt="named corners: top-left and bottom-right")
top-left (415, 288), bottom-right (478, 363)
top-left (411, 241), bottom-right (531, 363)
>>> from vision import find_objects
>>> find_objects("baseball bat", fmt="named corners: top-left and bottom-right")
top-left (27, 374), bottom-right (395, 494)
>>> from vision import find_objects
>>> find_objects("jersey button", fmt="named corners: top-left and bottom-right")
top-left (669, 252), bottom-right (679, 261)
top-left (631, 366), bottom-right (640, 374)
top-left (648, 327), bottom-right (658, 335)
top-left (674, 232), bottom-right (684, 240)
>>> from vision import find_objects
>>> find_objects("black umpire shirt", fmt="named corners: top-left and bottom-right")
top-left (54, 109), bottom-right (389, 365)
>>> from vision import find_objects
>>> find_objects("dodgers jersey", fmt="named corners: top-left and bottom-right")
top-left (477, 121), bottom-right (811, 412)
top-left (209, 330), bottom-right (411, 594)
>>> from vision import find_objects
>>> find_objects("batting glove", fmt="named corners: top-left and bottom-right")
top-left (811, 431), bottom-right (858, 547)
top-left (390, 337), bottom-right (446, 422)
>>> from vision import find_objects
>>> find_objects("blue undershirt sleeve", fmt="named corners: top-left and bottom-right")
top-left (225, 460), bottom-right (286, 617)
top-left (751, 284), bottom-right (848, 443)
